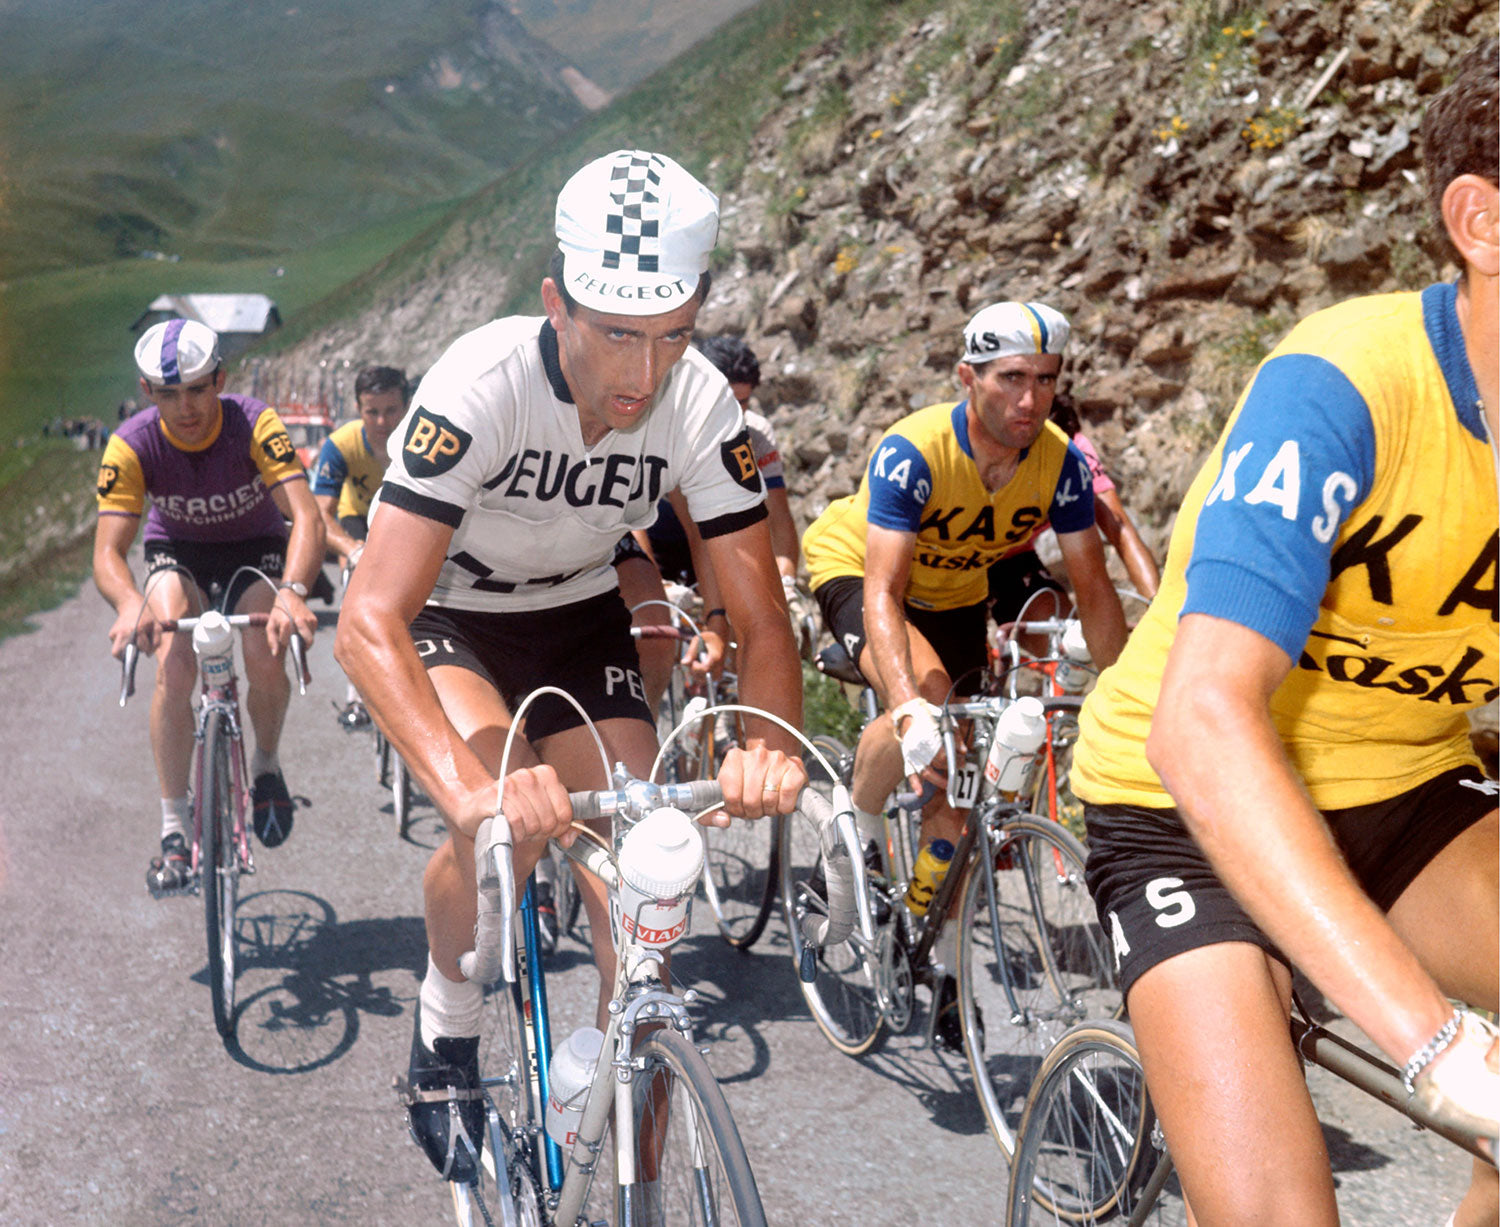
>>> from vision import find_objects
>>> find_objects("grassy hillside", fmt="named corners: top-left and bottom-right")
top-left (0, 201), bottom-right (454, 440)
top-left (0, 0), bottom-right (586, 280)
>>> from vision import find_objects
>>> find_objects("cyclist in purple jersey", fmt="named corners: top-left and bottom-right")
top-left (94, 319), bottom-right (325, 891)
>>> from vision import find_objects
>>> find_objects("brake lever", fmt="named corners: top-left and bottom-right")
top-left (118, 642), bottom-right (139, 707)
top-left (289, 633), bottom-right (310, 696)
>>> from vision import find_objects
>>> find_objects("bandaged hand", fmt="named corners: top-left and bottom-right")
top-left (1410, 1010), bottom-right (1499, 1156)
top-left (892, 697), bottom-right (943, 778)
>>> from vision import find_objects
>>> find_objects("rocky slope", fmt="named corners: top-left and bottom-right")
top-left (250, 0), bottom-right (1495, 568)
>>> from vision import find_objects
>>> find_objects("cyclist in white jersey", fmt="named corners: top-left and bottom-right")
top-left (335, 149), bottom-right (805, 1184)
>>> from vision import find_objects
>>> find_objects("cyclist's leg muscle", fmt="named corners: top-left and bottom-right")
top-left (234, 579), bottom-right (291, 757)
top-left (147, 570), bottom-right (203, 798)
top-left (1127, 942), bottom-right (1338, 1227)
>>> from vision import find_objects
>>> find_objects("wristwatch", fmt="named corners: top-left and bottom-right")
top-left (279, 581), bottom-right (308, 598)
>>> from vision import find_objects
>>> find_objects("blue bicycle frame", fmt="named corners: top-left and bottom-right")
top-left (515, 878), bottom-right (567, 1191)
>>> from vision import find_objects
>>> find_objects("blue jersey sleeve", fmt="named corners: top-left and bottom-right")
top-left (1182, 353), bottom-right (1377, 657)
top-left (1047, 442), bottom-right (1097, 535)
top-left (311, 437), bottom-right (348, 497)
top-left (864, 434), bottom-right (934, 534)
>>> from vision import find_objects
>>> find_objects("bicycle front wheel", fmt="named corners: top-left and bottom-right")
top-left (1006, 1020), bottom-right (1182, 1226)
top-left (200, 710), bottom-right (240, 1038)
top-left (958, 815), bottom-right (1120, 1155)
top-left (778, 737), bottom-right (885, 1056)
top-left (620, 1029), bottom-right (765, 1227)
top-left (701, 813), bottom-right (779, 950)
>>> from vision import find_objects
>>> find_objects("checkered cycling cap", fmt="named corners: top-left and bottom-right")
top-left (134, 319), bottom-right (222, 385)
top-left (555, 149), bottom-right (719, 316)
top-left (961, 302), bottom-right (1070, 365)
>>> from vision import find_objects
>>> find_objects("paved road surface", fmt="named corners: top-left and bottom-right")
top-left (0, 576), bottom-right (1471, 1224)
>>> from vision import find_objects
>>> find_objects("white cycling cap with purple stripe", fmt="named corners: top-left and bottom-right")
top-left (134, 318), bottom-right (222, 385)
top-left (961, 301), bottom-right (1070, 365)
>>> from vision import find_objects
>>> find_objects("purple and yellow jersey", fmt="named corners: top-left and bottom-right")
top-left (1074, 282), bottom-right (1497, 810)
top-left (96, 394), bottom-right (305, 543)
top-left (802, 401), bottom-right (1095, 610)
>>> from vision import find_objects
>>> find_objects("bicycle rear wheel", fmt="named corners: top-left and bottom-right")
top-left (779, 737), bottom-right (886, 1056)
top-left (392, 753), bottom-right (412, 839)
top-left (1006, 1020), bottom-right (1182, 1225)
top-left (620, 1029), bottom-right (765, 1226)
top-left (958, 815), bottom-right (1119, 1155)
top-left (200, 710), bottom-right (240, 1039)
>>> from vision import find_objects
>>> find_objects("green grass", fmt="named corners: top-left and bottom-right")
top-left (0, 440), bottom-right (99, 639)
top-left (0, 200), bottom-right (454, 442)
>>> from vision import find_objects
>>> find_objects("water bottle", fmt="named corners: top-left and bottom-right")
top-left (193, 612), bottom-right (234, 687)
top-left (1054, 620), bottom-right (1092, 694)
top-left (903, 838), bottom-right (955, 916)
top-left (544, 1026), bottom-right (604, 1146)
top-left (983, 696), bottom-right (1047, 795)
top-left (613, 807), bottom-right (704, 950)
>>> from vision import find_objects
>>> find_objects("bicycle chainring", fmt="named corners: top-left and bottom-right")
top-left (876, 923), bottom-right (915, 1032)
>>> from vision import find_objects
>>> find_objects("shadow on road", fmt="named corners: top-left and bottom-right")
top-left (200, 888), bottom-right (425, 1074)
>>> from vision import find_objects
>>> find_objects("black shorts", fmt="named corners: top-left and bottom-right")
top-left (339, 515), bottom-right (369, 542)
top-left (987, 549), bottom-right (1068, 625)
top-left (812, 575), bottom-right (989, 690)
top-left (407, 591), bottom-right (653, 740)
top-left (1084, 767), bottom-right (1495, 997)
top-left (646, 533), bottom-right (695, 586)
top-left (144, 535), bottom-right (286, 609)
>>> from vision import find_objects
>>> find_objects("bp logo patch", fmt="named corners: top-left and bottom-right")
top-left (96, 463), bottom-right (121, 498)
top-left (403, 408), bottom-right (472, 478)
top-left (719, 428), bottom-right (762, 494)
top-left (261, 429), bottom-right (297, 466)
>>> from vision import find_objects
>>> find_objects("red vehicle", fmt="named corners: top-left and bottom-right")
top-left (275, 404), bottom-right (337, 471)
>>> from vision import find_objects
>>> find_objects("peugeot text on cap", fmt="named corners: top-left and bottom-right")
top-left (961, 302), bottom-right (1071, 365)
top-left (555, 149), bottom-right (720, 316)
top-left (135, 319), bottom-right (222, 386)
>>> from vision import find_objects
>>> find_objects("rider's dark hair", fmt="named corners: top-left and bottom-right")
top-left (354, 365), bottom-right (409, 401)
top-left (546, 251), bottom-right (712, 315)
top-left (695, 335), bottom-right (761, 389)
top-left (1048, 392), bottom-right (1081, 438)
top-left (1421, 38), bottom-right (1498, 269)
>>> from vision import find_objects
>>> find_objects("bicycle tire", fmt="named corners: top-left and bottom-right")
top-left (957, 815), bottom-right (1120, 1156)
top-left (452, 977), bottom-right (546, 1227)
top-left (392, 753), bottom-right (411, 839)
top-left (1006, 1020), bottom-right (1181, 1226)
top-left (375, 729), bottom-right (391, 789)
top-left (701, 812), bottom-right (779, 950)
top-left (779, 736), bottom-right (885, 1056)
top-left (200, 710), bottom-right (239, 1039)
top-left (621, 1029), bottom-right (766, 1227)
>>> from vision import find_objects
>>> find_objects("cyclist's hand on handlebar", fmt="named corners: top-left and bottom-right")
top-left (713, 744), bottom-right (808, 824)
top-left (109, 597), bottom-right (160, 657)
top-left (268, 590), bottom-right (318, 656)
top-left (1412, 1010), bottom-right (1500, 1155)
top-left (685, 628), bottom-right (726, 679)
top-left (495, 764), bottom-right (578, 853)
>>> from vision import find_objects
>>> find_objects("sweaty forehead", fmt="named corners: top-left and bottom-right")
top-left (579, 296), bottom-right (701, 337)
top-left (982, 353), bottom-right (1062, 376)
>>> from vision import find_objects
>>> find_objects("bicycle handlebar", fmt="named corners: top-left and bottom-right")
top-left (460, 778), bottom-right (860, 987)
top-left (117, 612), bottom-right (309, 705)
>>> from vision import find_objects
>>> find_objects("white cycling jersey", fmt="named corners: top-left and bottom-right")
top-left (378, 316), bottom-right (767, 612)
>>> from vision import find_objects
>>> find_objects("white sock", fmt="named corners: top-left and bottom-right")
top-left (420, 954), bottom-right (483, 1046)
top-left (345, 681), bottom-right (359, 704)
top-left (934, 927), bottom-right (959, 978)
top-left (160, 797), bottom-right (190, 842)
top-left (854, 808), bottom-right (883, 846)
top-left (251, 747), bottom-right (279, 780)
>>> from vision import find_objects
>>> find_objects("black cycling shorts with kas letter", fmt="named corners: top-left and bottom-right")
top-left (1084, 766), bottom-right (1495, 997)
top-left (144, 535), bottom-right (287, 609)
top-left (407, 591), bottom-right (653, 740)
top-left (813, 574), bottom-right (989, 689)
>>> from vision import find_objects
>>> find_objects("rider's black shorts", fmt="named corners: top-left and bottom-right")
top-left (407, 591), bottom-right (654, 740)
top-left (987, 549), bottom-right (1068, 625)
top-left (1084, 766), bottom-right (1495, 998)
top-left (647, 534), bottom-right (695, 586)
top-left (144, 535), bottom-right (286, 609)
top-left (812, 574), bottom-right (989, 691)
top-left (339, 514), bottom-right (369, 542)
